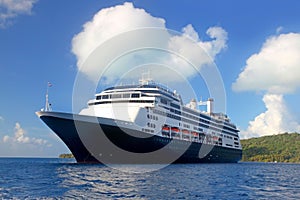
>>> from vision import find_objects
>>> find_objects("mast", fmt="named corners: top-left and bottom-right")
top-left (45, 82), bottom-right (52, 111)
top-left (139, 71), bottom-right (152, 85)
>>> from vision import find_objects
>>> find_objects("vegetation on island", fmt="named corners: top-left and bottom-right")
top-left (59, 153), bottom-right (74, 159)
top-left (241, 132), bottom-right (300, 163)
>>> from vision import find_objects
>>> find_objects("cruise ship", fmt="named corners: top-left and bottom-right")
top-left (37, 77), bottom-right (242, 163)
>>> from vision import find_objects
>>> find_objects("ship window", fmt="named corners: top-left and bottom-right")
top-left (123, 93), bottom-right (130, 98)
top-left (111, 94), bottom-right (122, 99)
top-left (96, 95), bottom-right (101, 100)
top-left (170, 103), bottom-right (180, 109)
top-left (102, 95), bottom-right (109, 99)
top-left (174, 110), bottom-right (181, 115)
top-left (131, 93), bottom-right (140, 98)
top-left (160, 98), bottom-right (168, 105)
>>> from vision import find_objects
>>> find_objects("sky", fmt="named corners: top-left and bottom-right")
top-left (0, 0), bottom-right (300, 157)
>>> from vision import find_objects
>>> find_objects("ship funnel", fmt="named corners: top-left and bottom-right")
top-left (186, 98), bottom-right (197, 110)
top-left (190, 98), bottom-right (197, 110)
top-left (207, 98), bottom-right (214, 114)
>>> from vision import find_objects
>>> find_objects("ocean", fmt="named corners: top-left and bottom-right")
top-left (0, 158), bottom-right (299, 199)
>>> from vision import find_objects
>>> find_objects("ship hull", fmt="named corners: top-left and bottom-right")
top-left (37, 111), bottom-right (242, 164)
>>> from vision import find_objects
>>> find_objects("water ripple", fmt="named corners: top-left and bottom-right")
top-left (0, 159), bottom-right (300, 199)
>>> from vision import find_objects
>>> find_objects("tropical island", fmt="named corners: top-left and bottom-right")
top-left (59, 153), bottom-right (74, 159)
top-left (241, 132), bottom-right (300, 163)
top-left (59, 132), bottom-right (300, 163)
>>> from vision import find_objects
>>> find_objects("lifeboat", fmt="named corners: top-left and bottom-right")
top-left (191, 131), bottom-right (199, 137)
top-left (182, 129), bottom-right (190, 134)
top-left (171, 127), bottom-right (180, 138)
top-left (171, 127), bottom-right (180, 132)
top-left (162, 126), bottom-right (170, 131)
top-left (162, 126), bottom-right (170, 136)
top-left (213, 136), bottom-right (219, 141)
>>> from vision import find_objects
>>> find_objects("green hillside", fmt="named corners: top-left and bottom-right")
top-left (241, 133), bottom-right (300, 163)
top-left (59, 153), bottom-right (74, 159)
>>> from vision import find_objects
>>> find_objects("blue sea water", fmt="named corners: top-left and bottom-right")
top-left (0, 158), bottom-right (299, 199)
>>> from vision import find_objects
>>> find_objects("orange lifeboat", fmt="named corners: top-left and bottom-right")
top-left (213, 136), bottom-right (219, 141)
top-left (171, 127), bottom-right (180, 138)
top-left (162, 126), bottom-right (170, 131)
top-left (191, 131), bottom-right (199, 137)
top-left (171, 127), bottom-right (180, 132)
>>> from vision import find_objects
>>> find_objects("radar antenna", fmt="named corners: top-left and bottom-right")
top-left (139, 70), bottom-right (153, 85)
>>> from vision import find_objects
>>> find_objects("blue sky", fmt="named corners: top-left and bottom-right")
top-left (0, 0), bottom-right (300, 157)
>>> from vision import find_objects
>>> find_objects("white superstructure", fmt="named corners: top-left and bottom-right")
top-left (83, 78), bottom-right (242, 150)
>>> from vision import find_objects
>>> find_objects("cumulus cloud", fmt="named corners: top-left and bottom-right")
top-left (201, 26), bottom-right (228, 58)
top-left (233, 32), bottom-right (300, 138)
top-left (241, 94), bottom-right (300, 138)
top-left (0, 0), bottom-right (37, 28)
top-left (2, 122), bottom-right (49, 146)
top-left (232, 33), bottom-right (300, 94)
top-left (71, 2), bottom-right (227, 85)
top-left (72, 2), bottom-right (165, 71)
top-left (276, 26), bottom-right (283, 34)
top-left (166, 24), bottom-right (227, 79)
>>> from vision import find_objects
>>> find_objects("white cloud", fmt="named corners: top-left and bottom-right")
top-left (71, 2), bottom-right (227, 85)
top-left (2, 122), bottom-right (49, 146)
top-left (276, 26), bottom-right (283, 34)
top-left (233, 32), bottom-right (300, 138)
top-left (72, 2), bottom-right (165, 71)
top-left (232, 33), bottom-right (300, 94)
top-left (201, 26), bottom-right (228, 58)
top-left (0, 0), bottom-right (38, 28)
top-left (165, 25), bottom-right (227, 79)
top-left (241, 94), bottom-right (300, 139)
top-left (2, 135), bottom-right (9, 142)
top-left (14, 122), bottom-right (30, 143)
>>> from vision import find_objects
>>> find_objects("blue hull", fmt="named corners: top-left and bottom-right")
top-left (38, 112), bottom-right (242, 164)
